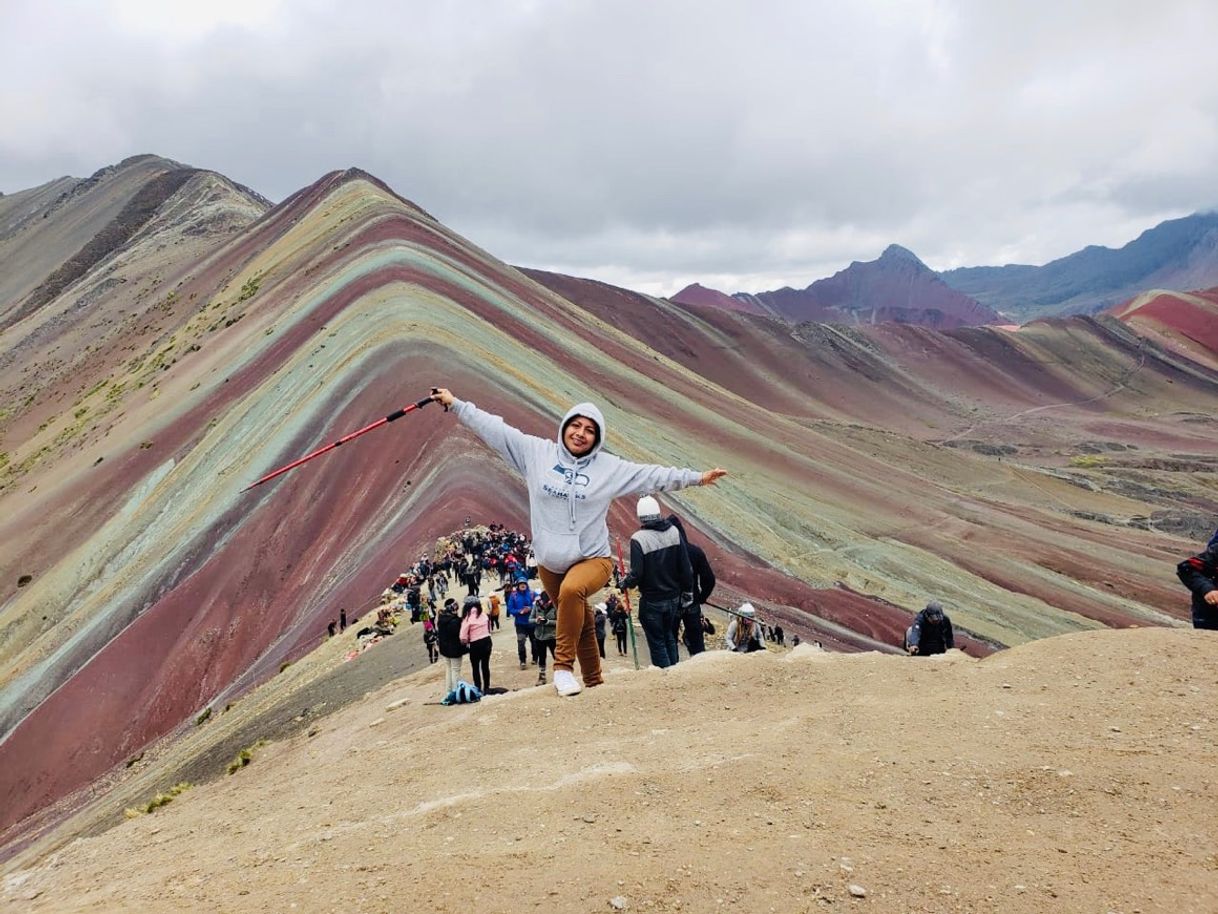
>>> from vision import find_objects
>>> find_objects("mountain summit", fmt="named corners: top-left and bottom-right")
top-left (731, 245), bottom-right (1002, 328)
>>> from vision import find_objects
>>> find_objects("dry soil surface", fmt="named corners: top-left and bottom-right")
top-left (3, 627), bottom-right (1216, 914)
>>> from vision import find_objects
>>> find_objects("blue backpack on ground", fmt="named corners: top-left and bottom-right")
top-left (441, 680), bottom-right (482, 705)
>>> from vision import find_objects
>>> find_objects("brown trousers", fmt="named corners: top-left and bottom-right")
top-left (538, 557), bottom-right (615, 687)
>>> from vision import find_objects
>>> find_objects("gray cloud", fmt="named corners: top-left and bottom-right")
top-left (3, 0), bottom-right (1217, 296)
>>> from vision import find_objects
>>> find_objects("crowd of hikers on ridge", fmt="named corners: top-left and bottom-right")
top-left (339, 511), bottom-right (1217, 703)
top-left (325, 390), bottom-right (1218, 702)
top-left (346, 521), bottom-right (795, 701)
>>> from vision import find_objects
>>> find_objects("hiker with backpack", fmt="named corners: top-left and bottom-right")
top-left (459, 595), bottom-right (493, 693)
top-left (607, 594), bottom-right (629, 655)
top-left (487, 592), bottom-right (503, 631)
top-left (437, 598), bottom-right (465, 694)
top-left (593, 603), bottom-right (608, 659)
top-left (531, 591), bottom-right (559, 685)
top-left (430, 388), bottom-right (727, 695)
top-left (667, 513), bottom-right (716, 657)
top-left (904, 601), bottom-right (955, 655)
top-left (619, 496), bottom-right (695, 668)
top-left (1177, 541), bottom-right (1218, 630)
top-left (422, 615), bottom-right (439, 663)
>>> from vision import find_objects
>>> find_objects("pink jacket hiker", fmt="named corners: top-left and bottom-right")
top-left (460, 612), bottom-right (491, 645)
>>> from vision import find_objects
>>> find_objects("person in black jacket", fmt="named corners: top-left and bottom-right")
top-left (666, 513), bottom-right (716, 656)
top-left (905, 601), bottom-right (955, 655)
top-left (436, 598), bottom-right (466, 694)
top-left (1177, 544), bottom-right (1218, 630)
top-left (619, 496), bottom-right (693, 668)
top-left (607, 594), bottom-right (629, 655)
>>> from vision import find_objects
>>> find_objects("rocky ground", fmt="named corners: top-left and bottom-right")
top-left (3, 623), bottom-right (1215, 914)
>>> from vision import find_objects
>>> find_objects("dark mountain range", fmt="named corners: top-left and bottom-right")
top-left (674, 245), bottom-right (1004, 329)
top-left (940, 212), bottom-right (1218, 320)
top-left (737, 244), bottom-right (1003, 328)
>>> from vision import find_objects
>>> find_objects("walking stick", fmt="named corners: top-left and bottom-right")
top-left (703, 600), bottom-right (763, 623)
top-left (243, 391), bottom-right (438, 491)
top-left (615, 538), bottom-right (641, 670)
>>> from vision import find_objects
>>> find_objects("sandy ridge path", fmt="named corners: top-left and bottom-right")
top-left (4, 628), bottom-right (1217, 914)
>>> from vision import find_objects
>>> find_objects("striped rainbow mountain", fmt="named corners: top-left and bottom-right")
top-left (1, 155), bottom-right (1216, 841)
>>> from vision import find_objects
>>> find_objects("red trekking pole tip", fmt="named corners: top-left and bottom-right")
top-left (243, 392), bottom-right (437, 491)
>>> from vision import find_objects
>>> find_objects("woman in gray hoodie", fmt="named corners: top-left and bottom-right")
top-left (430, 389), bottom-right (726, 697)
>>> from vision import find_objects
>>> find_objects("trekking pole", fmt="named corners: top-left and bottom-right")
top-left (703, 600), bottom-right (770, 635)
top-left (615, 538), bottom-right (641, 670)
top-left (243, 390), bottom-right (440, 491)
top-left (703, 600), bottom-right (765, 623)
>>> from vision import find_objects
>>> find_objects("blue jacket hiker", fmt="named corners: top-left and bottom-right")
top-left (507, 579), bottom-right (537, 667)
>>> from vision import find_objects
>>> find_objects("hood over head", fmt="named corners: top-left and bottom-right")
top-left (558, 402), bottom-right (605, 462)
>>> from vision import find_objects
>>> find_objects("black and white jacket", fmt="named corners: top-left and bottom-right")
top-left (620, 518), bottom-right (693, 603)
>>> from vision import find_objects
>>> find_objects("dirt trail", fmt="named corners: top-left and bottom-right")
top-left (3, 625), bottom-right (1215, 914)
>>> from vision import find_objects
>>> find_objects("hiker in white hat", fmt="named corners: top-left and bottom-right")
top-left (618, 495), bottom-right (694, 668)
top-left (724, 602), bottom-right (766, 653)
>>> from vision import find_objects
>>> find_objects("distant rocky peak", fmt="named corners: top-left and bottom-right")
top-left (85, 154), bottom-right (183, 184)
top-left (877, 244), bottom-right (925, 267)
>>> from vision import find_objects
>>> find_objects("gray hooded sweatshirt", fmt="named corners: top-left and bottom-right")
top-left (452, 399), bottom-right (703, 573)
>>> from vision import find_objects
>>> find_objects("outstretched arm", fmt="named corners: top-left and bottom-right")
top-left (611, 459), bottom-right (728, 498)
top-left (432, 388), bottom-right (541, 477)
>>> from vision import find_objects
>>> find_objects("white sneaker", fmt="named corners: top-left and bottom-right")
top-left (553, 669), bottom-right (581, 697)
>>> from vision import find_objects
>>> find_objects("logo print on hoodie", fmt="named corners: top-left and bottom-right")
top-left (551, 464), bottom-right (590, 487)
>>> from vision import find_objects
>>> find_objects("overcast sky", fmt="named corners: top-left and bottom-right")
top-left (2, 0), bottom-right (1217, 295)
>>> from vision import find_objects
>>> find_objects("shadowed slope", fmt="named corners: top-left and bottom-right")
top-left (0, 156), bottom-right (266, 329)
top-left (1, 169), bottom-right (1216, 846)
